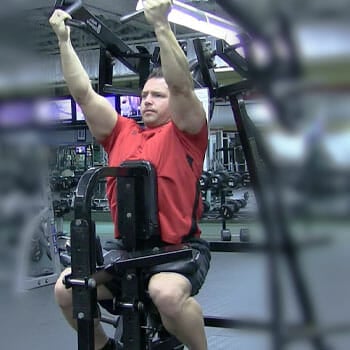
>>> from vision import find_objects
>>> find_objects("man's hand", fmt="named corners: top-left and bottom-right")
top-left (143, 0), bottom-right (172, 28)
top-left (49, 9), bottom-right (72, 43)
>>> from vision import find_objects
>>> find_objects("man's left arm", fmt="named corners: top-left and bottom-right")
top-left (144, 0), bottom-right (206, 134)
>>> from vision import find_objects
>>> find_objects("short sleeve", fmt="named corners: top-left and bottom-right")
top-left (100, 115), bottom-right (139, 153)
top-left (173, 121), bottom-right (208, 157)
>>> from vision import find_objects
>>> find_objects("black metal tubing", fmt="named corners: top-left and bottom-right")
top-left (192, 38), bottom-right (217, 98)
top-left (214, 79), bottom-right (253, 99)
top-left (216, 39), bottom-right (250, 78)
top-left (204, 316), bottom-right (272, 331)
top-left (73, 7), bottom-right (140, 73)
top-left (56, 1), bottom-right (140, 73)
top-left (60, 2), bottom-right (153, 88)
top-left (229, 95), bottom-right (284, 350)
top-left (285, 322), bottom-right (350, 343)
top-left (204, 316), bottom-right (350, 340)
top-left (229, 95), bottom-right (329, 350)
top-left (70, 219), bottom-right (96, 350)
top-left (209, 241), bottom-right (267, 253)
top-left (98, 48), bottom-right (113, 94)
top-left (72, 166), bottom-right (122, 350)
top-left (209, 236), bottom-right (331, 254)
top-left (57, 2), bottom-right (153, 89)
top-left (103, 85), bottom-right (141, 97)
top-left (71, 166), bottom-right (146, 350)
top-left (54, 0), bottom-right (83, 15)
top-left (122, 268), bottom-right (143, 350)
top-left (214, 0), bottom-right (272, 46)
top-left (73, 166), bottom-right (119, 220)
top-left (119, 9), bottom-right (145, 24)
top-left (233, 99), bottom-right (328, 350)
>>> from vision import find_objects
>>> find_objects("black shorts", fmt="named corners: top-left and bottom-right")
top-left (99, 237), bottom-right (211, 313)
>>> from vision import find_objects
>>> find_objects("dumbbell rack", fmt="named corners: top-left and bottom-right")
top-left (200, 170), bottom-right (250, 241)
top-left (200, 171), bottom-right (249, 221)
top-left (218, 188), bottom-right (250, 242)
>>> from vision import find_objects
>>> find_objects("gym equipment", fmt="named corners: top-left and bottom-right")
top-left (220, 199), bottom-right (247, 219)
top-left (189, 3), bottom-right (350, 348)
top-left (209, 170), bottom-right (243, 191)
top-left (15, 176), bottom-right (61, 290)
top-left (220, 191), bottom-right (249, 219)
top-left (66, 161), bottom-right (198, 350)
top-left (243, 171), bottom-right (251, 187)
top-left (221, 228), bottom-right (250, 242)
top-left (53, 199), bottom-right (70, 217)
top-left (202, 198), bottom-right (210, 214)
top-left (54, 0), bottom-right (160, 91)
top-left (0, 132), bottom-right (61, 291)
top-left (200, 168), bottom-right (250, 221)
top-left (199, 171), bottom-right (212, 190)
top-left (52, 197), bottom-right (74, 267)
top-left (51, 144), bottom-right (95, 178)
top-left (218, 188), bottom-right (250, 242)
top-left (54, 0), bottom-right (349, 348)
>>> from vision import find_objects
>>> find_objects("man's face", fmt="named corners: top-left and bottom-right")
top-left (141, 78), bottom-right (171, 128)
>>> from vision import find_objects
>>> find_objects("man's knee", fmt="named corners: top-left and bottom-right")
top-left (54, 268), bottom-right (72, 309)
top-left (148, 273), bottom-right (190, 317)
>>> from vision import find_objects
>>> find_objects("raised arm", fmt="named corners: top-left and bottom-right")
top-left (144, 0), bottom-right (206, 134)
top-left (49, 10), bottom-right (117, 141)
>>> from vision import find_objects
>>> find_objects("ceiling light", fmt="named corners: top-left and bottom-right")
top-left (136, 0), bottom-right (239, 45)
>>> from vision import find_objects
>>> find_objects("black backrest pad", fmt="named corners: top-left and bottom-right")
top-left (117, 161), bottom-right (160, 248)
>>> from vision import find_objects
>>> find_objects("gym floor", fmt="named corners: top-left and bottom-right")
top-left (1, 221), bottom-right (350, 350)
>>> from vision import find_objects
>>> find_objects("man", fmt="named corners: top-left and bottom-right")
top-left (50, 1), bottom-right (210, 349)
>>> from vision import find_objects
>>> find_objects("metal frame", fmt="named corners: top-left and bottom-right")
top-left (67, 165), bottom-right (191, 350)
top-left (54, 1), bottom-right (350, 348)
top-left (55, 0), bottom-right (154, 90)
top-left (16, 178), bottom-right (61, 291)
top-left (190, 5), bottom-right (350, 348)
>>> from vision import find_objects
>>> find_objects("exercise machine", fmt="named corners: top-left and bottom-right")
top-left (0, 131), bottom-right (61, 291)
top-left (66, 161), bottom-right (199, 350)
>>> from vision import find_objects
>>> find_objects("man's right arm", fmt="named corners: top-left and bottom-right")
top-left (49, 10), bottom-right (117, 142)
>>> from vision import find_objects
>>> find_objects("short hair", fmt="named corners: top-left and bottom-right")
top-left (146, 67), bottom-right (164, 81)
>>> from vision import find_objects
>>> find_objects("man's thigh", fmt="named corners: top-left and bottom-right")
top-left (148, 272), bottom-right (192, 298)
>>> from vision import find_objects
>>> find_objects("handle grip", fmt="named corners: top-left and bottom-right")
top-left (119, 9), bottom-right (145, 24)
top-left (65, 18), bottom-right (87, 29)
top-left (54, 0), bottom-right (82, 15)
top-left (65, 0), bottom-right (83, 14)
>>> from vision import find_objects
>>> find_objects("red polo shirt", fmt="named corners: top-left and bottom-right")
top-left (101, 115), bottom-right (208, 244)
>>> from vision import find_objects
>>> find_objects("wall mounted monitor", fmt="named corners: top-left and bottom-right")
top-left (75, 95), bottom-right (116, 122)
top-left (0, 101), bottom-right (35, 126)
top-left (75, 145), bottom-right (87, 154)
top-left (120, 95), bottom-right (141, 119)
top-left (35, 98), bottom-right (73, 124)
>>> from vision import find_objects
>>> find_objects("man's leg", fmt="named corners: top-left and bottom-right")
top-left (54, 268), bottom-right (114, 350)
top-left (148, 272), bottom-right (207, 350)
